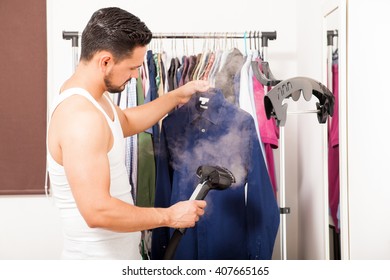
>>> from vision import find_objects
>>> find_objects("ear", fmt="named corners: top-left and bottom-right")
top-left (98, 52), bottom-right (113, 73)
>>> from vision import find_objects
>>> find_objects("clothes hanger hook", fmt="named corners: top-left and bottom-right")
top-left (192, 33), bottom-right (195, 55)
top-left (244, 31), bottom-right (248, 56)
top-left (249, 31), bottom-right (252, 50)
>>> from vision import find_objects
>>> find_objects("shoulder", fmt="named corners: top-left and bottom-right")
top-left (50, 94), bottom-right (110, 145)
top-left (55, 94), bottom-right (105, 124)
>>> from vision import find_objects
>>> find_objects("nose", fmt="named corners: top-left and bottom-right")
top-left (131, 68), bottom-right (139, 79)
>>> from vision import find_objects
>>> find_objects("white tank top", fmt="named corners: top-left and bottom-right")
top-left (47, 88), bottom-right (141, 259)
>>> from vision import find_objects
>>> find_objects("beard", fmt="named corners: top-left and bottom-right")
top-left (104, 70), bottom-right (128, 94)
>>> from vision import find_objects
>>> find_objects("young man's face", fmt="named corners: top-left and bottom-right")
top-left (104, 45), bottom-right (147, 93)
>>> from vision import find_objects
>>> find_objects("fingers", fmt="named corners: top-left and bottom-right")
top-left (188, 200), bottom-right (206, 227)
top-left (194, 200), bottom-right (206, 216)
top-left (198, 81), bottom-right (210, 91)
top-left (169, 200), bottom-right (207, 229)
top-left (194, 199), bottom-right (207, 209)
top-left (194, 80), bottom-right (211, 92)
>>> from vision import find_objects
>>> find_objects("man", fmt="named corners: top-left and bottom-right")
top-left (47, 7), bottom-right (209, 259)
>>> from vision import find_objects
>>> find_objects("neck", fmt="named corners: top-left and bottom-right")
top-left (61, 61), bottom-right (105, 99)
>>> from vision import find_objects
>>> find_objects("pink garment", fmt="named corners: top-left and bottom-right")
top-left (252, 60), bottom-right (279, 195)
top-left (328, 62), bottom-right (340, 232)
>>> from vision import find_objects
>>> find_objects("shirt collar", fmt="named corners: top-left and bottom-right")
top-left (187, 88), bottom-right (226, 125)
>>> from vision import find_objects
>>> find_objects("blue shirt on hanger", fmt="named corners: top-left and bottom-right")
top-left (151, 88), bottom-right (279, 260)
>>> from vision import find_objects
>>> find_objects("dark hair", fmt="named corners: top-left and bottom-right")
top-left (80, 7), bottom-right (152, 62)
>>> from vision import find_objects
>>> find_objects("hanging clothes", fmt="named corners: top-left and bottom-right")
top-left (186, 55), bottom-right (198, 83)
top-left (151, 89), bottom-right (280, 260)
top-left (112, 79), bottom-right (139, 203)
top-left (200, 51), bottom-right (215, 80)
top-left (125, 79), bottom-right (138, 202)
top-left (192, 51), bottom-right (208, 81)
top-left (176, 56), bottom-right (185, 87)
top-left (148, 51), bottom-right (161, 153)
top-left (214, 48), bottom-right (244, 105)
top-left (160, 51), bottom-right (168, 93)
top-left (178, 55), bottom-right (190, 87)
top-left (167, 57), bottom-right (181, 91)
top-left (207, 49), bottom-right (223, 87)
top-left (238, 51), bottom-right (269, 174)
top-left (252, 58), bottom-right (279, 195)
top-left (136, 72), bottom-right (156, 208)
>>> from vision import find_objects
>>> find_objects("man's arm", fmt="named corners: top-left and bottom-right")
top-left (117, 80), bottom-right (210, 137)
top-left (60, 101), bottom-right (206, 232)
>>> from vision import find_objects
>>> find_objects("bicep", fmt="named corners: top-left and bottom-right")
top-left (115, 105), bottom-right (137, 137)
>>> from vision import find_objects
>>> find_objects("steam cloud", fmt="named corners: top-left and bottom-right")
top-left (166, 110), bottom-right (256, 191)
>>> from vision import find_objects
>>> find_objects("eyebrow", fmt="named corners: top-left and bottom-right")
top-left (130, 64), bottom-right (142, 70)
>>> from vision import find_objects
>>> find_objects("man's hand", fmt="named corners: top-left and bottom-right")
top-left (174, 80), bottom-right (210, 105)
top-left (167, 200), bottom-right (207, 229)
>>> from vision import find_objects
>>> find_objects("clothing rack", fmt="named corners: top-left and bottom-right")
top-left (266, 76), bottom-right (333, 260)
top-left (63, 31), bottom-right (277, 70)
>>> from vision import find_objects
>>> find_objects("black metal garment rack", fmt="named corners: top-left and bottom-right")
top-left (62, 30), bottom-right (278, 69)
top-left (264, 75), bottom-right (334, 260)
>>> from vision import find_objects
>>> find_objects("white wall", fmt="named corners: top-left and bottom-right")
top-left (347, 0), bottom-right (390, 259)
top-left (0, 196), bottom-right (63, 259)
top-left (295, 0), bottom-right (329, 259)
top-left (1, 0), bottom-right (333, 259)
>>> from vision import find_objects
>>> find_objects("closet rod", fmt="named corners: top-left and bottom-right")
top-left (63, 31), bottom-right (248, 42)
top-left (152, 31), bottom-right (275, 39)
top-left (152, 31), bottom-right (277, 45)
top-left (63, 30), bottom-right (277, 45)
top-left (153, 32), bottom-right (245, 39)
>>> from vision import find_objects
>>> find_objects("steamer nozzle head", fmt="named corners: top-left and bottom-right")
top-left (163, 165), bottom-right (236, 259)
top-left (196, 165), bottom-right (236, 190)
top-left (189, 165), bottom-right (235, 201)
